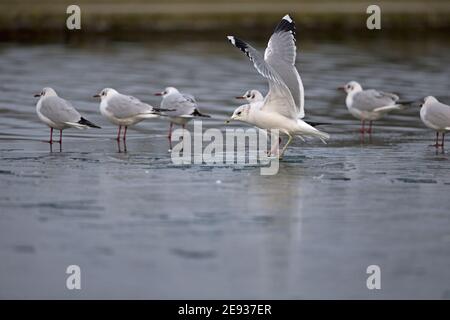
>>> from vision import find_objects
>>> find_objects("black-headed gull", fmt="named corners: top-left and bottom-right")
top-left (35, 87), bottom-right (100, 144)
top-left (154, 86), bottom-right (210, 149)
top-left (420, 96), bottom-right (450, 148)
top-left (94, 88), bottom-right (160, 141)
top-left (235, 89), bottom-right (329, 128)
top-left (226, 15), bottom-right (329, 158)
top-left (235, 90), bottom-right (264, 103)
top-left (338, 81), bottom-right (411, 134)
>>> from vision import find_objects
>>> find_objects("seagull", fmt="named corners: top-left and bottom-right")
top-left (94, 88), bottom-right (160, 141)
top-left (235, 89), bottom-right (329, 128)
top-left (226, 15), bottom-right (329, 158)
top-left (154, 87), bottom-right (211, 149)
top-left (338, 81), bottom-right (411, 134)
top-left (235, 90), bottom-right (264, 103)
top-left (35, 87), bottom-right (100, 144)
top-left (420, 96), bottom-right (450, 148)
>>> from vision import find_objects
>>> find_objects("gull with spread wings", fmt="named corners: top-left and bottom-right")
top-left (226, 14), bottom-right (329, 158)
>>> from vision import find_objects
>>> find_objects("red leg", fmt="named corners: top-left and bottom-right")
top-left (433, 131), bottom-right (439, 147)
top-left (59, 130), bottom-right (62, 144)
top-left (268, 136), bottom-right (281, 156)
top-left (168, 123), bottom-right (173, 150)
top-left (116, 126), bottom-right (122, 141)
top-left (168, 123), bottom-right (173, 139)
top-left (360, 120), bottom-right (365, 134)
top-left (367, 121), bottom-right (373, 134)
top-left (441, 132), bottom-right (445, 148)
top-left (49, 127), bottom-right (53, 144)
top-left (182, 124), bottom-right (186, 130)
top-left (123, 126), bottom-right (128, 140)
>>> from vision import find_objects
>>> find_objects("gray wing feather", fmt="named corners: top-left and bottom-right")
top-left (425, 102), bottom-right (450, 128)
top-left (264, 21), bottom-right (304, 118)
top-left (161, 93), bottom-right (197, 117)
top-left (40, 96), bottom-right (81, 123)
top-left (227, 36), bottom-right (297, 120)
top-left (353, 90), bottom-right (399, 111)
top-left (107, 94), bottom-right (153, 119)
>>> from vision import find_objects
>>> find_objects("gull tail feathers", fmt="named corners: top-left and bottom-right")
top-left (372, 104), bottom-right (405, 113)
top-left (192, 109), bottom-right (211, 118)
top-left (64, 121), bottom-right (88, 129)
top-left (78, 117), bottom-right (101, 128)
top-left (137, 112), bottom-right (160, 119)
top-left (297, 119), bottom-right (330, 143)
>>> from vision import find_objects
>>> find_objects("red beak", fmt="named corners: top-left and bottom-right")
top-left (337, 86), bottom-right (345, 91)
top-left (154, 92), bottom-right (163, 96)
top-left (235, 96), bottom-right (245, 99)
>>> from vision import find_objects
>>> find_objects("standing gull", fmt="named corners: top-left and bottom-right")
top-left (226, 15), bottom-right (329, 158)
top-left (420, 96), bottom-right (450, 148)
top-left (35, 87), bottom-right (100, 144)
top-left (339, 81), bottom-right (411, 133)
top-left (154, 87), bottom-right (211, 149)
top-left (94, 88), bottom-right (160, 141)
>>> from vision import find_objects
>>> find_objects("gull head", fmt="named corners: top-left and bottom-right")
top-left (93, 88), bottom-right (118, 99)
top-left (226, 104), bottom-right (251, 124)
top-left (339, 81), bottom-right (363, 94)
top-left (155, 87), bottom-right (179, 97)
top-left (34, 87), bottom-right (57, 98)
top-left (422, 96), bottom-right (438, 107)
top-left (236, 90), bottom-right (263, 103)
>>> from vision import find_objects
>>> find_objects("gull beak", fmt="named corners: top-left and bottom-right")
top-left (235, 96), bottom-right (245, 99)
top-left (93, 94), bottom-right (100, 98)
top-left (225, 114), bottom-right (237, 124)
top-left (154, 92), bottom-right (163, 96)
top-left (33, 93), bottom-right (41, 97)
top-left (337, 86), bottom-right (345, 91)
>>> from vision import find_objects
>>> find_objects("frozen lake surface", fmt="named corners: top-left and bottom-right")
top-left (0, 37), bottom-right (449, 299)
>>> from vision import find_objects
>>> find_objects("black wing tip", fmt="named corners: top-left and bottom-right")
top-left (192, 109), bottom-right (211, 118)
top-left (305, 121), bottom-right (332, 127)
top-left (79, 117), bottom-right (101, 129)
top-left (227, 36), bottom-right (251, 58)
top-left (274, 14), bottom-right (296, 36)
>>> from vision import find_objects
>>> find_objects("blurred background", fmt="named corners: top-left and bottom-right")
top-left (1, 0), bottom-right (450, 41)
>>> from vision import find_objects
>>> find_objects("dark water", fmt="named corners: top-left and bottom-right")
top-left (1, 37), bottom-right (450, 299)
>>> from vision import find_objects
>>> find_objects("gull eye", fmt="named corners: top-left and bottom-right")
top-left (251, 94), bottom-right (255, 99)
top-left (237, 111), bottom-right (242, 116)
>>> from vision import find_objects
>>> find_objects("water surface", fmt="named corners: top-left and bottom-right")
top-left (0, 37), bottom-right (450, 299)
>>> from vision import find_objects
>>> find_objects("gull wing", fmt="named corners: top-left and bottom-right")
top-left (227, 36), bottom-right (297, 120)
top-left (40, 96), bottom-right (81, 124)
top-left (106, 94), bottom-right (154, 119)
top-left (353, 90), bottom-right (399, 112)
top-left (161, 92), bottom-right (198, 117)
top-left (264, 14), bottom-right (305, 118)
top-left (423, 102), bottom-right (450, 129)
